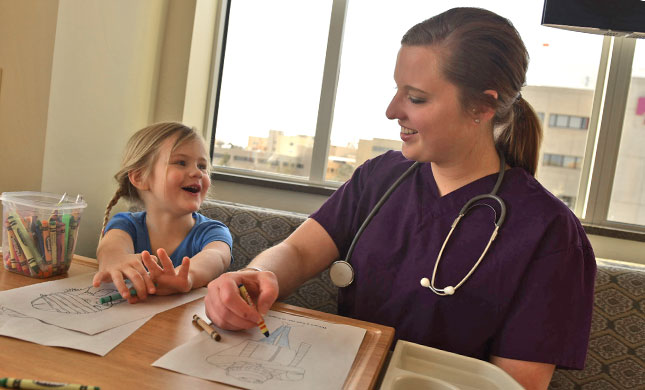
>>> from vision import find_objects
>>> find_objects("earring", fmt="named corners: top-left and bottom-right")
top-left (474, 119), bottom-right (481, 124)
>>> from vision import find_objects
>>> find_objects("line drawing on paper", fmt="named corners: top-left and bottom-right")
top-left (206, 324), bottom-right (311, 384)
top-left (31, 286), bottom-right (121, 314)
top-left (0, 305), bottom-right (28, 318)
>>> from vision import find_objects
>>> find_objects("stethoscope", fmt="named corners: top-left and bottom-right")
top-left (329, 150), bottom-right (507, 296)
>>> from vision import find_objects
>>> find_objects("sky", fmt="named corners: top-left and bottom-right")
top-left (215, 0), bottom-right (645, 148)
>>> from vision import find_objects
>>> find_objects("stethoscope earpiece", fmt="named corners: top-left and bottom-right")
top-left (420, 278), bottom-right (455, 295)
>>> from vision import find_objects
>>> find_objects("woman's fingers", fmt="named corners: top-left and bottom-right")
top-left (204, 272), bottom-right (278, 331)
top-left (250, 272), bottom-right (279, 316)
top-left (205, 281), bottom-right (259, 330)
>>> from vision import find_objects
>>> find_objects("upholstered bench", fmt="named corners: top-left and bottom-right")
top-left (199, 199), bottom-right (645, 389)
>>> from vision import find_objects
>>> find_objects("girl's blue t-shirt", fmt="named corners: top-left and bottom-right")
top-left (104, 211), bottom-right (233, 267)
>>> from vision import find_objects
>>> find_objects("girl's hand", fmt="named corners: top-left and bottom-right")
top-left (92, 253), bottom-right (155, 304)
top-left (142, 248), bottom-right (193, 295)
top-left (204, 269), bottom-right (278, 331)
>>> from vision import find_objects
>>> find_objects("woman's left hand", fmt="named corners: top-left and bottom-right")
top-left (141, 248), bottom-right (193, 295)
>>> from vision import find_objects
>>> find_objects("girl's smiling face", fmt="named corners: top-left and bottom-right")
top-left (385, 45), bottom-right (479, 165)
top-left (144, 136), bottom-right (211, 216)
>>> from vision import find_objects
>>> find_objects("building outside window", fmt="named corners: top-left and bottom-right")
top-left (548, 114), bottom-right (590, 129)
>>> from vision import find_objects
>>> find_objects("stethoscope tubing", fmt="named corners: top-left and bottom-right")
top-left (329, 150), bottom-right (507, 295)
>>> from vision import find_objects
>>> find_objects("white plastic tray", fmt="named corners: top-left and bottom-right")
top-left (379, 340), bottom-right (524, 390)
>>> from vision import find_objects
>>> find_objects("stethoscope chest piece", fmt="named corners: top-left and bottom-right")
top-left (330, 260), bottom-right (354, 287)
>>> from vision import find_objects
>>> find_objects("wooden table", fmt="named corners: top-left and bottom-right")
top-left (0, 255), bottom-right (394, 389)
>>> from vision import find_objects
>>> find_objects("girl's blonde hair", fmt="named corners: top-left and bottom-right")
top-left (101, 122), bottom-right (208, 237)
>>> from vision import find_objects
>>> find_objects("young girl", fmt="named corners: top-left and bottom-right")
top-left (93, 122), bottom-right (232, 303)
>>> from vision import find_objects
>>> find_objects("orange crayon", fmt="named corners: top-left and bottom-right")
top-left (238, 284), bottom-right (270, 337)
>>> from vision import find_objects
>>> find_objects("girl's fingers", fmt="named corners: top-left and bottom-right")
top-left (178, 257), bottom-right (190, 280)
top-left (92, 271), bottom-right (110, 287)
top-left (141, 251), bottom-right (157, 272)
top-left (141, 251), bottom-right (162, 288)
top-left (156, 248), bottom-right (175, 272)
top-left (108, 270), bottom-right (133, 300)
top-left (121, 267), bottom-right (150, 300)
top-left (133, 253), bottom-right (156, 294)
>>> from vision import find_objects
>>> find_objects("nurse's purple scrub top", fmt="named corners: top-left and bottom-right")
top-left (311, 151), bottom-right (596, 369)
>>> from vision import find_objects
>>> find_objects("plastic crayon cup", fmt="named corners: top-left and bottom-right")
top-left (1, 192), bottom-right (87, 278)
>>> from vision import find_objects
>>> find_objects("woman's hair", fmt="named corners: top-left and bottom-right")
top-left (101, 122), bottom-right (207, 237)
top-left (401, 7), bottom-right (542, 175)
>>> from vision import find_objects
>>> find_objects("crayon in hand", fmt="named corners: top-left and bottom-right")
top-left (238, 284), bottom-right (270, 337)
top-left (99, 288), bottom-right (137, 304)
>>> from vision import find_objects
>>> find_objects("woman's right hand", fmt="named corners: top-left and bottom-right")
top-left (204, 269), bottom-right (279, 331)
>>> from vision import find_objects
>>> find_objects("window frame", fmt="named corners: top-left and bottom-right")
top-left (208, 0), bottom-right (645, 238)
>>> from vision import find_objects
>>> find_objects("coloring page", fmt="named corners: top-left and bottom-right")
top-left (0, 272), bottom-right (206, 334)
top-left (153, 309), bottom-right (366, 390)
top-left (0, 305), bottom-right (149, 355)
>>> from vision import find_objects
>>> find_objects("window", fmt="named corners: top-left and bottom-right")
top-left (210, 0), bottom-right (645, 233)
top-left (548, 114), bottom-right (590, 130)
top-left (211, 0), bottom-right (333, 181)
top-left (543, 153), bottom-right (583, 169)
top-left (606, 40), bottom-right (645, 226)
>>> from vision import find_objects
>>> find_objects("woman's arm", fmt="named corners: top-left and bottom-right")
top-left (205, 218), bottom-right (339, 330)
top-left (490, 355), bottom-right (555, 390)
top-left (246, 218), bottom-right (340, 299)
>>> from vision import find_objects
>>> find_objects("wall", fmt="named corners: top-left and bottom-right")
top-left (209, 180), bottom-right (328, 215)
top-left (0, 0), bottom-right (59, 194)
top-left (40, 0), bottom-right (169, 257)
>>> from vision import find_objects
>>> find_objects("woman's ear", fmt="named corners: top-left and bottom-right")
top-left (472, 90), bottom-right (499, 123)
top-left (128, 169), bottom-right (149, 191)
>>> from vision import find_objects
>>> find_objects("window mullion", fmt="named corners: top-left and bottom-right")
top-left (309, 0), bottom-right (348, 184)
top-left (576, 36), bottom-right (612, 219)
top-left (586, 37), bottom-right (636, 226)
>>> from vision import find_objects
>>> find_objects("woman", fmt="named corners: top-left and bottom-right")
top-left (204, 8), bottom-right (596, 389)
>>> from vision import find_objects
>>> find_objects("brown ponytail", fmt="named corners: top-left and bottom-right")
top-left (401, 8), bottom-right (543, 176)
top-left (495, 97), bottom-right (543, 176)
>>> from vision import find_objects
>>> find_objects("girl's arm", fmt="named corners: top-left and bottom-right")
top-left (142, 241), bottom-right (231, 295)
top-left (93, 229), bottom-right (156, 302)
top-left (186, 241), bottom-right (231, 288)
